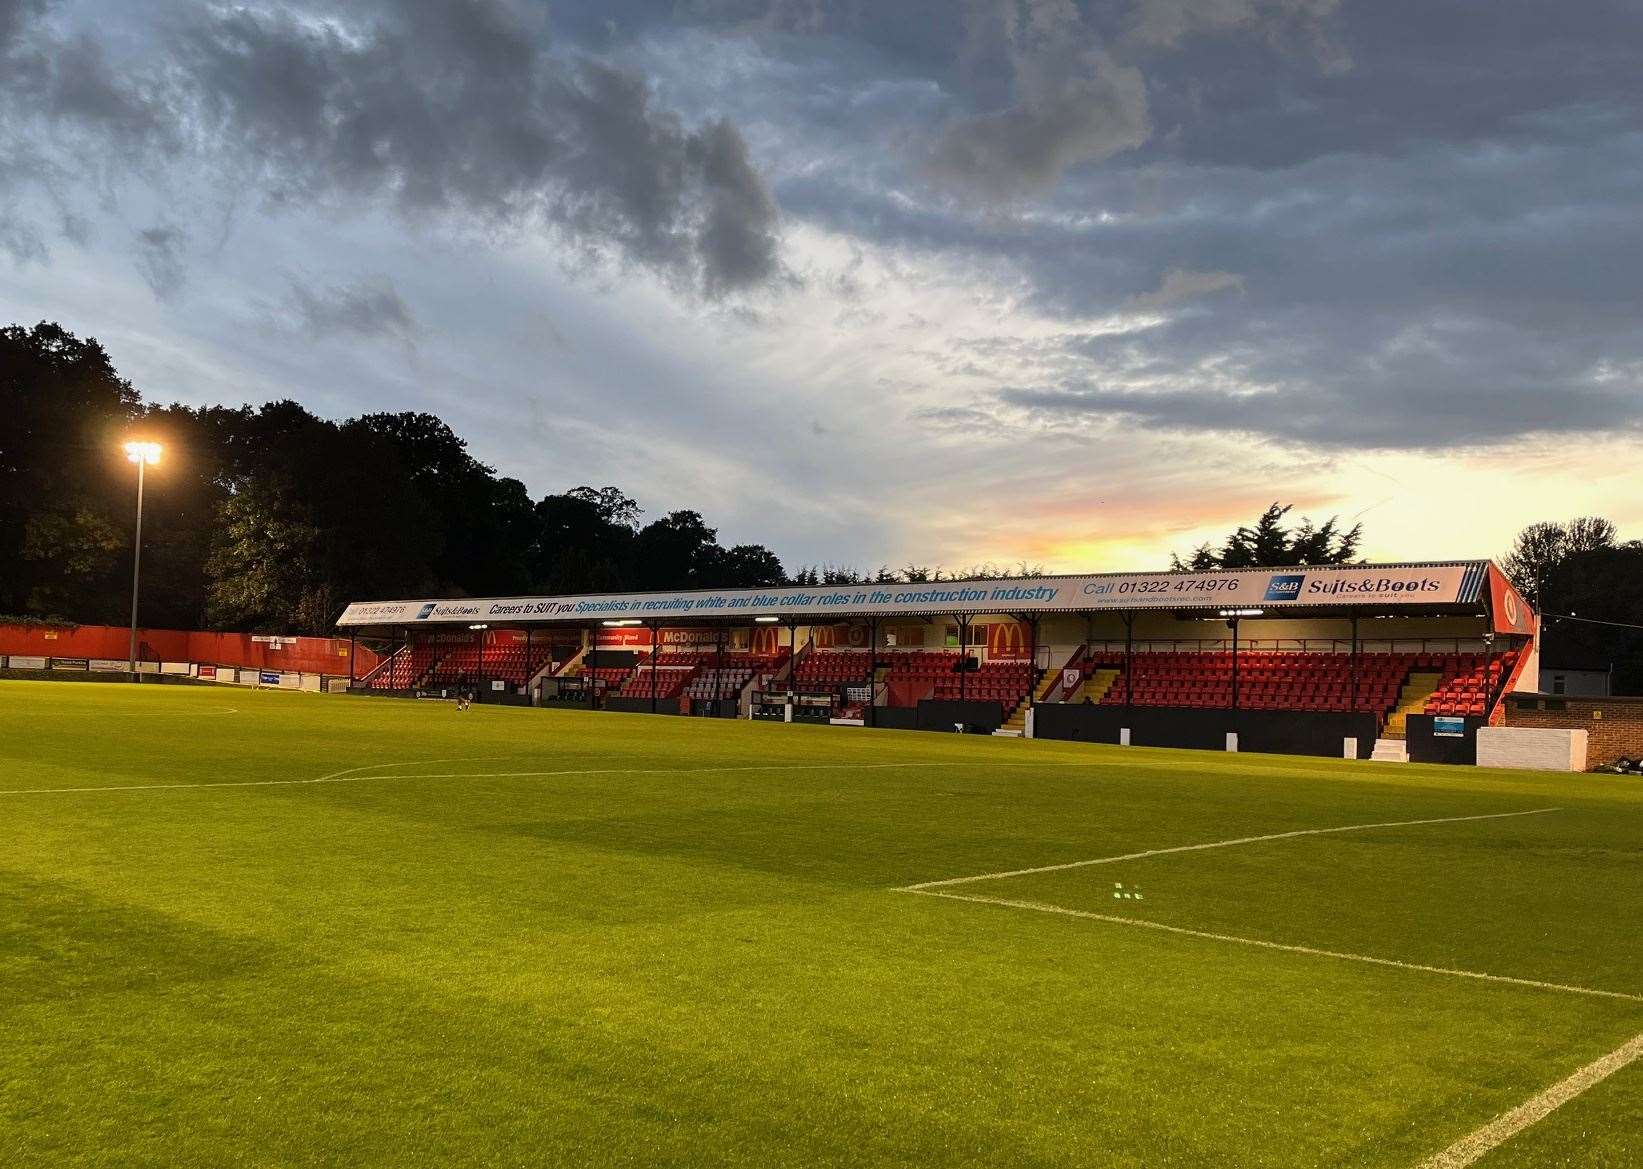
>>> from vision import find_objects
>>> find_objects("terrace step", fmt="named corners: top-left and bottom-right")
top-left (1370, 738), bottom-right (1409, 763)
top-left (1384, 671), bottom-right (1442, 738)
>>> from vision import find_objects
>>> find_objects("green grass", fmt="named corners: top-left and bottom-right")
top-left (1, 680), bottom-right (1639, 1168)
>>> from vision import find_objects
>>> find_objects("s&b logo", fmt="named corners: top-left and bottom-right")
top-left (415, 602), bottom-right (437, 620)
top-left (1263, 574), bottom-right (1305, 602)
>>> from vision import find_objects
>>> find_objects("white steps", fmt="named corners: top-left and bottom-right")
top-left (1370, 738), bottom-right (1409, 763)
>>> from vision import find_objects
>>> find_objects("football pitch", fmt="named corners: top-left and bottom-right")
top-left (3, 681), bottom-right (1639, 1168)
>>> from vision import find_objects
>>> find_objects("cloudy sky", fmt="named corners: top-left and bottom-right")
top-left (4, 0), bottom-right (1641, 573)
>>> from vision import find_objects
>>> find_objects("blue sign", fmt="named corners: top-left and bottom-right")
top-left (416, 602), bottom-right (438, 620)
top-left (1433, 716), bottom-right (1465, 738)
top-left (259, 671), bottom-right (280, 685)
top-left (1263, 574), bottom-right (1305, 602)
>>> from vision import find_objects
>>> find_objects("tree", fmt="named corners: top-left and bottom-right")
top-left (1172, 503), bottom-right (1362, 570)
top-left (1535, 539), bottom-right (1643, 695)
top-left (1502, 516), bottom-right (1617, 609)
top-left (0, 322), bottom-right (141, 620)
top-left (566, 486), bottom-right (642, 530)
top-left (631, 510), bottom-right (724, 590)
top-left (204, 480), bottom-right (325, 631)
top-left (715, 544), bottom-right (786, 588)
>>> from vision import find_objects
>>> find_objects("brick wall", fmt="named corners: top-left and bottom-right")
top-left (1503, 695), bottom-right (1643, 766)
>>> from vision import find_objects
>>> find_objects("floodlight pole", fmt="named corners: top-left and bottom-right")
top-left (127, 455), bottom-right (147, 677)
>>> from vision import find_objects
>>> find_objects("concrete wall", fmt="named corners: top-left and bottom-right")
top-left (1503, 695), bottom-right (1643, 767)
top-left (1476, 727), bottom-right (1588, 772)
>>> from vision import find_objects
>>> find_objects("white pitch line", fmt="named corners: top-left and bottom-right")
top-left (364, 762), bottom-right (956, 781)
top-left (1416, 1030), bottom-right (1643, 1168)
top-left (0, 758), bottom-right (492, 796)
top-left (0, 759), bottom-right (957, 796)
top-left (899, 889), bottom-right (1643, 1004)
top-left (900, 808), bottom-right (1562, 890)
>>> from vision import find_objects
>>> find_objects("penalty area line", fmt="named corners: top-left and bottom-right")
top-left (1416, 1030), bottom-right (1643, 1168)
top-left (899, 807), bottom-right (1563, 890)
top-left (898, 889), bottom-right (1643, 1005)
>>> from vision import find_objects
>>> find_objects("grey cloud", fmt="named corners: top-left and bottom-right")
top-left (1128, 268), bottom-right (1242, 310)
top-left (1, 0), bottom-right (783, 297)
top-left (133, 223), bottom-right (186, 298)
top-left (284, 276), bottom-right (418, 341)
top-left (0, 0), bottom-right (40, 46)
top-left (929, 2), bottom-right (1148, 198)
top-left (1002, 373), bottom-right (1641, 450)
top-left (1125, 0), bottom-right (1342, 57)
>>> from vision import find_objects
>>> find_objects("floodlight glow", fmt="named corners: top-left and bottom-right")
top-left (601, 619), bottom-right (642, 627)
top-left (754, 616), bottom-right (779, 623)
top-left (123, 440), bottom-right (162, 465)
top-left (1218, 608), bottom-right (1264, 618)
top-left (468, 624), bottom-right (489, 630)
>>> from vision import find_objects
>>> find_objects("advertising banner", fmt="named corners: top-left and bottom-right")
top-left (986, 621), bottom-right (1032, 660)
top-left (338, 562), bottom-right (1488, 628)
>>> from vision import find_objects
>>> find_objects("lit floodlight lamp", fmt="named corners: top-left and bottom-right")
top-left (1218, 608), bottom-right (1265, 618)
top-left (601, 619), bottom-right (642, 627)
top-left (121, 440), bottom-right (163, 674)
top-left (469, 624), bottom-right (489, 630)
top-left (754, 616), bottom-right (779, 623)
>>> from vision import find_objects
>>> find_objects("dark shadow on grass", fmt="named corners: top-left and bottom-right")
top-left (0, 870), bottom-right (275, 1004)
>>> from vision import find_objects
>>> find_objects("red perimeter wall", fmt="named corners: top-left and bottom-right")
top-left (0, 623), bottom-right (379, 676)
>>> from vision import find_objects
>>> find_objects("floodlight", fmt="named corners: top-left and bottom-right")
top-left (1218, 608), bottom-right (1264, 618)
top-left (754, 616), bottom-right (779, 623)
top-left (121, 440), bottom-right (163, 674)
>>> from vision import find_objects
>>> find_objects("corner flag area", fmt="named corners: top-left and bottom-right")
top-left (3, 682), bottom-right (1638, 1168)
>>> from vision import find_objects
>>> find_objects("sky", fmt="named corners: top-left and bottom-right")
top-left (3, 0), bottom-right (1641, 574)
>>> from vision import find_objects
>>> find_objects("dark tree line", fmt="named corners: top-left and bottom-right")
top-left (1502, 517), bottom-right (1643, 694)
top-left (1, 322), bottom-right (788, 634)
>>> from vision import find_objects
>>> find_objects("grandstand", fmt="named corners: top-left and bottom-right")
top-left (337, 560), bottom-right (1537, 762)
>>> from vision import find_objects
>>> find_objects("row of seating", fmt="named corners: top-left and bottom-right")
top-left (795, 650), bottom-right (873, 685)
top-left (370, 643), bottom-right (437, 689)
top-left (426, 643), bottom-right (551, 686)
top-left (1424, 652), bottom-right (1519, 715)
top-left (1085, 650), bottom-right (1518, 721)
